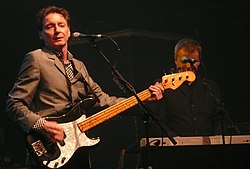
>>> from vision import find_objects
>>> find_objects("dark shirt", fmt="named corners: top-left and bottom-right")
top-left (149, 75), bottom-right (222, 137)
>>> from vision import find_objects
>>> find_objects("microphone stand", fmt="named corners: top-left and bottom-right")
top-left (217, 102), bottom-right (240, 169)
top-left (190, 62), bottom-right (196, 72)
top-left (87, 36), bottom-right (177, 169)
top-left (217, 100), bottom-right (241, 136)
top-left (199, 66), bottom-right (240, 169)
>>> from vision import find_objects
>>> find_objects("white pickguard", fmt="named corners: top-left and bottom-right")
top-left (42, 114), bottom-right (100, 168)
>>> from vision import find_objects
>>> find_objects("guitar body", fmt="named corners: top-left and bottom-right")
top-left (26, 97), bottom-right (100, 169)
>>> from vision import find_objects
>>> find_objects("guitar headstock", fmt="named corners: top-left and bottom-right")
top-left (161, 71), bottom-right (196, 90)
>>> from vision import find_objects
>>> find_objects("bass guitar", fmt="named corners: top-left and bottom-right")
top-left (26, 71), bottom-right (195, 168)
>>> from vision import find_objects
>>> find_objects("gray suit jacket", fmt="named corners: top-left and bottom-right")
top-left (6, 47), bottom-right (123, 133)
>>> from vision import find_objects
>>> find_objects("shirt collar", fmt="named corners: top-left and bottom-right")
top-left (45, 45), bottom-right (73, 62)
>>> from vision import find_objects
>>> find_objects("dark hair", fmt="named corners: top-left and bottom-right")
top-left (174, 38), bottom-right (202, 60)
top-left (36, 6), bottom-right (70, 31)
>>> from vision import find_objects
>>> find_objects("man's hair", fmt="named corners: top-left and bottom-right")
top-left (174, 38), bottom-right (202, 60)
top-left (36, 6), bottom-right (70, 31)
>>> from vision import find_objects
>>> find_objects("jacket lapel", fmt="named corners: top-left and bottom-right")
top-left (44, 48), bottom-right (66, 76)
top-left (71, 58), bottom-right (82, 83)
top-left (54, 58), bottom-right (66, 76)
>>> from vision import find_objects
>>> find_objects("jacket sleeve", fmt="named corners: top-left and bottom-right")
top-left (6, 51), bottom-right (42, 133)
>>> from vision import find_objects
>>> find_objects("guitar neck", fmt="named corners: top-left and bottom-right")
top-left (77, 71), bottom-right (196, 133)
top-left (78, 89), bottom-right (151, 132)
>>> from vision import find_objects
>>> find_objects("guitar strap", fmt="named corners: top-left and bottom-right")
top-left (66, 58), bottom-right (100, 104)
top-left (80, 74), bottom-right (100, 103)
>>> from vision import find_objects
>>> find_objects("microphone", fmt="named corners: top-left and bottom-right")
top-left (71, 32), bottom-right (103, 39)
top-left (181, 56), bottom-right (197, 64)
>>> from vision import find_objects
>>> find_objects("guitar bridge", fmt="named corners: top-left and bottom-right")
top-left (31, 140), bottom-right (47, 157)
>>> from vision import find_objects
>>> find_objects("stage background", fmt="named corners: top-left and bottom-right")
top-left (0, 1), bottom-right (249, 168)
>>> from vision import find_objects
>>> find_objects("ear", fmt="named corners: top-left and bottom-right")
top-left (174, 54), bottom-right (178, 64)
top-left (174, 59), bottom-right (178, 65)
top-left (67, 27), bottom-right (71, 38)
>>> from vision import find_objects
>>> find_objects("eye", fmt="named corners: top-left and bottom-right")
top-left (58, 23), bottom-right (66, 27)
top-left (44, 24), bottom-right (54, 30)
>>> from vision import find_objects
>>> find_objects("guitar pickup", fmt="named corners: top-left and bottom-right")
top-left (31, 140), bottom-right (47, 157)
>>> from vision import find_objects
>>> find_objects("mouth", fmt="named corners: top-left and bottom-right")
top-left (54, 37), bottom-right (64, 41)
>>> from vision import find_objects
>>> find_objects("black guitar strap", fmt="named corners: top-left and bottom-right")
top-left (80, 74), bottom-right (100, 103)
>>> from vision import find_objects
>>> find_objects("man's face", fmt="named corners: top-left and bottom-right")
top-left (175, 48), bottom-right (200, 71)
top-left (40, 13), bottom-right (70, 50)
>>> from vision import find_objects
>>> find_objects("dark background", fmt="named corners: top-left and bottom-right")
top-left (0, 0), bottom-right (249, 169)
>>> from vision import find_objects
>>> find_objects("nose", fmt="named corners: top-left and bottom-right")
top-left (54, 24), bottom-right (61, 33)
